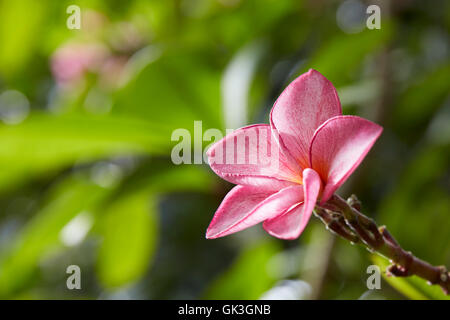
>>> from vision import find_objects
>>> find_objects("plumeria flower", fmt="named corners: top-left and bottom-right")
top-left (206, 69), bottom-right (383, 240)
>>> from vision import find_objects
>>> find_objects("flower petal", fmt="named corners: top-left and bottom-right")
top-left (263, 203), bottom-right (304, 240)
top-left (207, 124), bottom-right (301, 191)
top-left (301, 168), bottom-right (322, 227)
top-left (270, 69), bottom-right (342, 169)
top-left (206, 184), bottom-right (303, 239)
top-left (309, 115), bottom-right (383, 203)
top-left (263, 168), bottom-right (321, 239)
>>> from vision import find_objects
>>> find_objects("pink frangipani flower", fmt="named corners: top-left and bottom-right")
top-left (206, 69), bottom-right (383, 240)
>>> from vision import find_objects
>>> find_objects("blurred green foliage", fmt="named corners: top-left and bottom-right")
top-left (372, 255), bottom-right (450, 300)
top-left (0, 0), bottom-right (448, 299)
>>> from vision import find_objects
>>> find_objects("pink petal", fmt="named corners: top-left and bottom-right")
top-left (270, 69), bottom-right (342, 169)
top-left (309, 115), bottom-right (383, 203)
top-left (207, 124), bottom-right (301, 191)
top-left (206, 184), bottom-right (303, 239)
top-left (263, 168), bottom-right (321, 239)
top-left (263, 203), bottom-right (304, 240)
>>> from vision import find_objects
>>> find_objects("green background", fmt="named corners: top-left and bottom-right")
top-left (0, 0), bottom-right (448, 299)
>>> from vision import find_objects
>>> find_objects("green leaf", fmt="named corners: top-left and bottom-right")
top-left (94, 163), bottom-right (214, 289)
top-left (372, 255), bottom-right (450, 300)
top-left (204, 241), bottom-right (280, 299)
top-left (96, 191), bottom-right (158, 289)
top-left (0, 175), bottom-right (111, 297)
top-left (113, 51), bottom-right (223, 130)
top-left (0, 112), bottom-right (173, 192)
top-left (378, 144), bottom-right (450, 262)
top-left (299, 24), bottom-right (393, 87)
top-left (0, 0), bottom-right (45, 78)
top-left (392, 63), bottom-right (450, 138)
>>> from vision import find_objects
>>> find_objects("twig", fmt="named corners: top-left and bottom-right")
top-left (313, 207), bottom-right (360, 244)
top-left (315, 194), bottom-right (450, 295)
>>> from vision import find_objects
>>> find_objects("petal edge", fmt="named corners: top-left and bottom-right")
top-left (207, 124), bottom-right (301, 191)
top-left (309, 115), bottom-right (383, 203)
top-left (263, 168), bottom-right (321, 239)
top-left (270, 69), bottom-right (342, 169)
top-left (207, 184), bottom-right (303, 239)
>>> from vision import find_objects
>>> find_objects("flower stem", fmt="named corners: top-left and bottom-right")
top-left (315, 194), bottom-right (450, 295)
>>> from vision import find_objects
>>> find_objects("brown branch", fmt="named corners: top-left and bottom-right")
top-left (315, 194), bottom-right (450, 295)
top-left (313, 207), bottom-right (360, 244)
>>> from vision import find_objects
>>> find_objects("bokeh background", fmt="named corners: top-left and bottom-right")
top-left (0, 0), bottom-right (448, 300)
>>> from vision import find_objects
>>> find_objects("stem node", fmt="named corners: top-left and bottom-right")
top-left (315, 194), bottom-right (450, 295)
